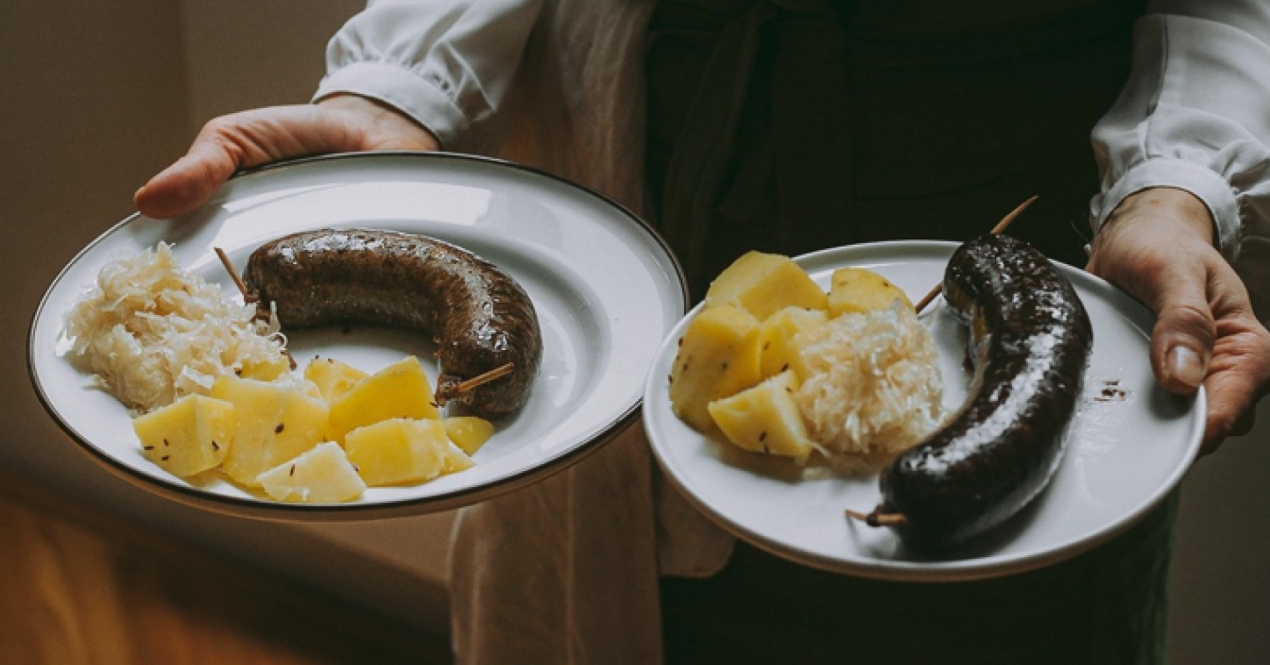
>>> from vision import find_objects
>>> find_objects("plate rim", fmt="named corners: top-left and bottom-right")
top-left (27, 150), bottom-right (689, 520)
top-left (644, 239), bottom-right (1205, 581)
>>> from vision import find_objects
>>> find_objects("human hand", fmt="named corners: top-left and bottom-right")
top-left (134, 94), bottom-right (440, 219)
top-left (1086, 187), bottom-right (1270, 454)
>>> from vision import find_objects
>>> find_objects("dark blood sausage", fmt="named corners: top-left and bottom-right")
top-left (243, 228), bottom-right (542, 420)
top-left (860, 234), bottom-right (1093, 553)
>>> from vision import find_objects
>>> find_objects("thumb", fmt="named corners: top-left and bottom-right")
top-left (134, 137), bottom-right (243, 219)
top-left (1148, 272), bottom-right (1216, 395)
top-left (134, 105), bottom-right (364, 219)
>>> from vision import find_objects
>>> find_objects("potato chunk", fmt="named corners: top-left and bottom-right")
top-left (707, 370), bottom-right (815, 464)
top-left (757, 306), bottom-right (828, 381)
top-left (304, 356), bottom-right (369, 403)
top-left (827, 267), bottom-right (912, 317)
top-left (210, 376), bottom-right (329, 487)
top-left (327, 356), bottom-right (440, 443)
top-left (345, 418), bottom-right (473, 487)
top-left (236, 355), bottom-right (291, 383)
top-left (132, 394), bottom-right (233, 477)
top-left (704, 251), bottom-right (827, 320)
top-left (443, 416), bottom-right (495, 456)
top-left (442, 441), bottom-right (477, 475)
top-left (668, 304), bottom-right (764, 433)
top-left (257, 441), bottom-right (366, 503)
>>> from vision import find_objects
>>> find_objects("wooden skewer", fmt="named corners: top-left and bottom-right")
top-left (435, 362), bottom-right (516, 406)
top-left (214, 246), bottom-right (295, 368)
top-left (845, 508), bottom-right (907, 527)
top-left (214, 247), bottom-right (255, 304)
top-left (913, 195), bottom-right (1039, 314)
top-left (456, 363), bottom-right (514, 393)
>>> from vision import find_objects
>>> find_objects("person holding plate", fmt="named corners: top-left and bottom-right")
top-left (136, 0), bottom-right (1270, 663)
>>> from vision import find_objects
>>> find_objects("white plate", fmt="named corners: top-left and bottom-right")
top-left (29, 152), bottom-right (687, 520)
top-left (643, 241), bottom-right (1204, 582)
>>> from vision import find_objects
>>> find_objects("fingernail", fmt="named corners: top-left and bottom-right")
top-left (1167, 346), bottom-right (1205, 388)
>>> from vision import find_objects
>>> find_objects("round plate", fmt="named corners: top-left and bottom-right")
top-left (643, 241), bottom-right (1204, 582)
top-left (29, 152), bottom-right (687, 520)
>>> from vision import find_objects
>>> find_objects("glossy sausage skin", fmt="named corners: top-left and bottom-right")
top-left (243, 228), bottom-right (542, 419)
top-left (875, 234), bottom-right (1093, 553)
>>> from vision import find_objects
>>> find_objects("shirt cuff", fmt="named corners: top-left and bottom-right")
top-left (313, 60), bottom-right (471, 149)
top-left (1090, 156), bottom-right (1242, 263)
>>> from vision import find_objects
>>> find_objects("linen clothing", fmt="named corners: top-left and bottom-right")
top-left (312, 1), bottom-right (1270, 663)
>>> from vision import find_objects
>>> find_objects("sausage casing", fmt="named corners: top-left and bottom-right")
top-left (243, 228), bottom-right (543, 419)
top-left (872, 234), bottom-right (1093, 552)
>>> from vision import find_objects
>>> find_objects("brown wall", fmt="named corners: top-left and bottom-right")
top-left (0, 2), bottom-right (190, 495)
top-left (0, 0), bottom-right (449, 642)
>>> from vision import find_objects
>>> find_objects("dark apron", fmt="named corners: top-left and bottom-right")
top-left (646, 1), bottom-right (1176, 663)
top-left (646, 0), bottom-right (1145, 296)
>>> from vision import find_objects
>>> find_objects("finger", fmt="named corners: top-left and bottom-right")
top-left (1085, 225), bottom-right (1213, 395)
top-left (1199, 324), bottom-right (1270, 453)
top-left (1199, 371), bottom-right (1259, 454)
top-left (1146, 269), bottom-right (1216, 396)
top-left (134, 136), bottom-right (241, 219)
top-left (134, 106), bottom-right (362, 219)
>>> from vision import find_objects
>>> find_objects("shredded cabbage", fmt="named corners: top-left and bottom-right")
top-left (63, 242), bottom-right (289, 413)
top-left (796, 302), bottom-right (944, 461)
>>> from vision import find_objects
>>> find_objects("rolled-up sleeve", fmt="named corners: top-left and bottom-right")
top-left (1090, 1), bottom-right (1270, 266)
top-left (313, 0), bottom-right (544, 148)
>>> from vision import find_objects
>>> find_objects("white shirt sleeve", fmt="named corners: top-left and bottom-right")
top-left (1090, 0), bottom-right (1270, 264)
top-left (313, 0), bottom-right (545, 148)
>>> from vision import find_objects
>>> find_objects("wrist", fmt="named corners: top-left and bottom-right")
top-left (1104, 187), bottom-right (1215, 247)
top-left (316, 93), bottom-right (441, 151)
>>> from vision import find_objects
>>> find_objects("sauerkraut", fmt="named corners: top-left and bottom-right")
top-left (796, 302), bottom-right (944, 463)
top-left (63, 242), bottom-right (289, 413)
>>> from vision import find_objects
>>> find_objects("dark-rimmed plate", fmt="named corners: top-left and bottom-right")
top-left (30, 152), bottom-right (687, 520)
top-left (643, 241), bottom-right (1203, 581)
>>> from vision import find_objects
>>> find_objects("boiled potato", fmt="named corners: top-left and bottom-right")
top-left (257, 441), bottom-right (366, 503)
top-left (345, 418), bottom-right (472, 486)
top-left (668, 304), bottom-right (764, 433)
top-left (441, 441), bottom-right (477, 475)
top-left (211, 375), bottom-right (329, 487)
top-left (236, 354), bottom-right (292, 383)
top-left (304, 356), bottom-right (369, 403)
top-left (757, 306), bottom-right (828, 381)
top-left (443, 416), bottom-right (495, 456)
top-left (707, 370), bottom-right (815, 464)
top-left (327, 355), bottom-right (440, 443)
top-left (705, 251), bottom-right (827, 320)
top-left (827, 267), bottom-right (911, 317)
top-left (132, 394), bottom-right (233, 477)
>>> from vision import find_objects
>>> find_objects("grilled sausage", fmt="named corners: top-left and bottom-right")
top-left (243, 228), bottom-right (542, 420)
top-left (858, 234), bottom-right (1093, 553)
